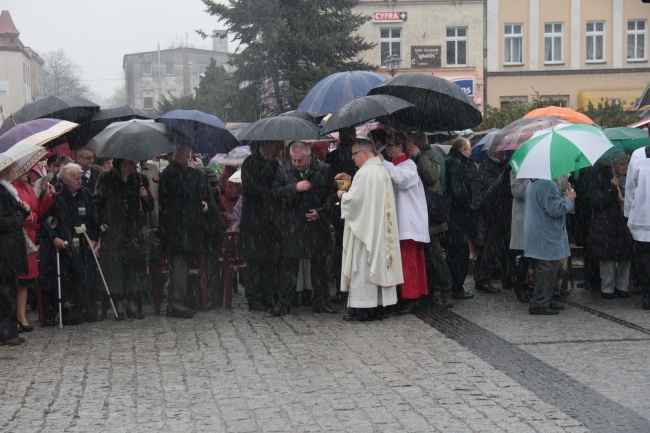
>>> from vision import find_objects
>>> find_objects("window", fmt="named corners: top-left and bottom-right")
top-left (143, 97), bottom-right (154, 109)
top-left (544, 23), bottom-right (563, 64)
top-left (504, 24), bottom-right (523, 64)
top-left (446, 27), bottom-right (467, 66)
top-left (500, 96), bottom-right (528, 107)
top-left (165, 62), bottom-right (175, 75)
top-left (380, 28), bottom-right (401, 64)
top-left (586, 21), bottom-right (605, 62)
top-left (627, 20), bottom-right (647, 61)
top-left (142, 61), bottom-right (152, 75)
top-left (197, 64), bottom-right (207, 78)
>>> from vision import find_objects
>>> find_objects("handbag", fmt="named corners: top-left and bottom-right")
top-left (23, 228), bottom-right (38, 254)
top-left (425, 190), bottom-right (450, 224)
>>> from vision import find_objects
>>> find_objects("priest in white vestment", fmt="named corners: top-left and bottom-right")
top-left (336, 139), bottom-right (403, 321)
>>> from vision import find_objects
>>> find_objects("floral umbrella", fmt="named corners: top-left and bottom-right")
top-left (510, 123), bottom-right (613, 180)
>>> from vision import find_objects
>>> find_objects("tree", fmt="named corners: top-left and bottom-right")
top-left (581, 99), bottom-right (640, 128)
top-left (201, 0), bottom-right (375, 115)
top-left (42, 49), bottom-right (94, 99)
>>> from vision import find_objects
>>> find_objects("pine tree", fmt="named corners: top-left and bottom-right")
top-left (201, 0), bottom-right (375, 115)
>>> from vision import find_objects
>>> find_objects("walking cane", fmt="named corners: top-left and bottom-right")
top-left (56, 243), bottom-right (67, 329)
top-left (74, 224), bottom-right (119, 318)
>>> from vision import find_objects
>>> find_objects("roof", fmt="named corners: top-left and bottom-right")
top-left (0, 10), bottom-right (20, 35)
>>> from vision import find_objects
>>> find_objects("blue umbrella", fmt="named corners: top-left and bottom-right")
top-left (297, 71), bottom-right (387, 116)
top-left (156, 109), bottom-right (240, 157)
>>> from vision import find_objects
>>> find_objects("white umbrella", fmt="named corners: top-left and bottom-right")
top-left (0, 143), bottom-right (48, 179)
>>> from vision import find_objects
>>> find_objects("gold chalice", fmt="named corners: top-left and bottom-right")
top-left (336, 179), bottom-right (351, 191)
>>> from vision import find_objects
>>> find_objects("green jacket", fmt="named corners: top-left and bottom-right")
top-left (413, 147), bottom-right (448, 235)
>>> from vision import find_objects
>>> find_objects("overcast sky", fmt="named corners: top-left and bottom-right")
top-left (4, 0), bottom-right (229, 103)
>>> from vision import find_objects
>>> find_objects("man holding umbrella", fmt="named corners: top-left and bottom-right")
top-left (159, 145), bottom-right (221, 318)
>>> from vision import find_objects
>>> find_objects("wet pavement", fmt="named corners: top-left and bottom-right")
top-left (0, 278), bottom-right (648, 433)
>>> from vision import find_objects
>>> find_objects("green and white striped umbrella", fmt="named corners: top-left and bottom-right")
top-left (509, 123), bottom-right (613, 179)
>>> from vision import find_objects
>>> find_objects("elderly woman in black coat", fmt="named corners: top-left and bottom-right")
top-left (586, 149), bottom-right (633, 299)
top-left (0, 163), bottom-right (29, 346)
top-left (94, 159), bottom-right (154, 320)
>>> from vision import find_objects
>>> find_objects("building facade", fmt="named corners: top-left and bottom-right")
top-left (0, 10), bottom-right (44, 118)
top-left (123, 30), bottom-right (231, 114)
top-left (486, 0), bottom-right (650, 109)
top-left (354, 0), bottom-right (486, 111)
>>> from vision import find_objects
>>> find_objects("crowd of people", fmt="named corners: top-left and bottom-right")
top-left (2, 127), bottom-right (650, 346)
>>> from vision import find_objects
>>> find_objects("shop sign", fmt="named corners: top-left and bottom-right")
top-left (411, 46), bottom-right (441, 68)
top-left (450, 77), bottom-right (474, 96)
top-left (0, 81), bottom-right (9, 95)
top-left (372, 11), bottom-right (407, 23)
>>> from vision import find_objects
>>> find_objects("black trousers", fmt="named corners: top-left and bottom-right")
top-left (633, 241), bottom-right (650, 296)
top-left (0, 275), bottom-right (18, 342)
top-left (475, 224), bottom-right (510, 287)
top-left (245, 259), bottom-right (278, 307)
top-left (425, 234), bottom-right (453, 300)
top-left (277, 254), bottom-right (328, 311)
top-left (205, 252), bottom-right (224, 307)
top-left (446, 217), bottom-right (470, 293)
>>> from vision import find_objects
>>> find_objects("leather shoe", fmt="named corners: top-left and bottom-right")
top-left (268, 306), bottom-right (287, 317)
top-left (601, 292), bottom-right (616, 299)
top-left (1, 336), bottom-right (22, 346)
top-left (452, 291), bottom-right (474, 300)
top-left (475, 283), bottom-right (501, 294)
top-left (302, 290), bottom-right (313, 307)
top-left (615, 289), bottom-right (630, 298)
top-left (166, 305), bottom-right (194, 319)
top-left (313, 304), bottom-right (339, 314)
top-left (441, 298), bottom-right (454, 308)
top-left (17, 322), bottom-right (33, 333)
top-left (549, 302), bottom-right (565, 311)
top-left (342, 312), bottom-right (359, 322)
top-left (529, 307), bottom-right (559, 315)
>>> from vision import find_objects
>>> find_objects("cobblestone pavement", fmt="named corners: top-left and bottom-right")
top-left (0, 279), bottom-right (648, 432)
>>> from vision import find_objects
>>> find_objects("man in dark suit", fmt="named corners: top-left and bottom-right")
top-left (239, 141), bottom-right (283, 311)
top-left (74, 149), bottom-right (100, 195)
top-left (270, 141), bottom-right (339, 316)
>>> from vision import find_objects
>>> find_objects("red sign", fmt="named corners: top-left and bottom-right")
top-left (372, 11), bottom-right (407, 23)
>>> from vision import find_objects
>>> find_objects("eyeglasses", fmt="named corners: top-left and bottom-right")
top-left (350, 150), bottom-right (364, 159)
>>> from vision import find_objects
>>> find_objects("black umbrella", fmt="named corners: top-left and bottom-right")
top-left (85, 119), bottom-right (176, 162)
top-left (235, 116), bottom-right (322, 141)
top-left (65, 105), bottom-right (155, 149)
top-left (0, 95), bottom-right (99, 136)
top-left (368, 73), bottom-right (482, 131)
top-left (320, 95), bottom-right (415, 135)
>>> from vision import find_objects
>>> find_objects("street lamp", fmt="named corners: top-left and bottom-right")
top-left (224, 103), bottom-right (232, 124)
top-left (384, 53), bottom-right (402, 77)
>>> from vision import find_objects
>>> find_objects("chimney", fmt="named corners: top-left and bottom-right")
top-left (212, 30), bottom-right (228, 52)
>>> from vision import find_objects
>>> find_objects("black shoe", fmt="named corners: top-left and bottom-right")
top-left (601, 292), bottom-right (616, 299)
top-left (342, 312), bottom-right (359, 321)
top-left (313, 304), bottom-right (339, 314)
top-left (452, 291), bottom-right (474, 300)
top-left (166, 305), bottom-right (194, 319)
top-left (83, 313), bottom-right (103, 323)
top-left (475, 283), bottom-right (501, 294)
top-left (115, 312), bottom-right (126, 322)
top-left (549, 302), bottom-right (565, 311)
top-left (17, 322), bottom-right (33, 333)
top-left (126, 309), bottom-right (145, 320)
top-left (529, 307), bottom-right (559, 315)
top-left (268, 306), bottom-right (287, 317)
top-left (614, 290), bottom-right (630, 298)
top-left (515, 286), bottom-right (532, 303)
top-left (43, 317), bottom-right (57, 327)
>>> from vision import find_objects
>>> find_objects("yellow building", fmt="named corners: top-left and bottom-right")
top-left (354, 1), bottom-right (486, 111)
top-left (487, 0), bottom-right (650, 110)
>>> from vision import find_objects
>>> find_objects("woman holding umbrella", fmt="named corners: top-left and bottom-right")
top-left (12, 165), bottom-right (55, 332)
top-left (94, 159), bottom-right (154, 320)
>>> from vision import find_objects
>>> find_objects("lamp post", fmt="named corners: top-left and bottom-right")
top-left (384, 53), bottom-right (402, 77)
top-left (224, 103), bottom-right (232, 124)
